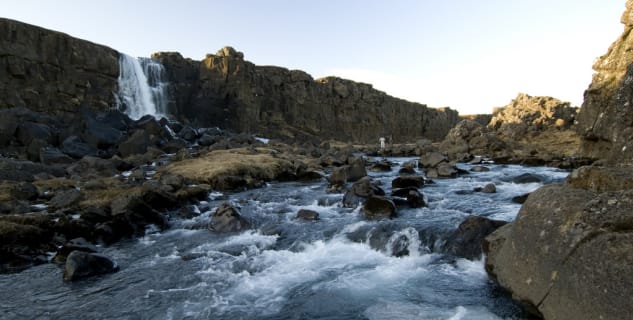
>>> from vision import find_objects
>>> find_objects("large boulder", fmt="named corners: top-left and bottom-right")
top-left (61, 135), bottom-right (99, 159)
top-left (484, 166), bottom-right (633, 319)
top-left (361, 195), bottom-right (397, 219)
top-left (209, 203), bottom-right (250, 233)
top-left (443, 216), bottom-right (506, 260)
top-left (342, 176), bottom-right (385, 208)
top-left (63, 251), bottom-right (119, 281)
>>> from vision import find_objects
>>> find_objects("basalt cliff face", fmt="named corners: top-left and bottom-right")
top-left (576, 0), bottom-right (633, 164)
top-left (0, 18), bottom-right (119, 114)
top-left (153, 48), bottom-right (460, 143)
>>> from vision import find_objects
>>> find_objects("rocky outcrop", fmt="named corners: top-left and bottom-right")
top-left (440, 93), bottom-right (584, 166)
top-left (0, 18), bottom-right (119, 114)
top-left (484, 166), bottom-right (633, 319)
top-left (153, 48), bottom-right (460, 143)
top-left (576, 0), bottom-right (633, 164)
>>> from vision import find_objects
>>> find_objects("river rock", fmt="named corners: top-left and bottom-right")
top-left (39, 147), bottom-right (75, 165)
top-left (370, 159), bottom-right (392, 172)
top-left (484, 165), bottom-right (633, 319)
top-left (419, 152), bottom-right (448, 168)
top-left (342, 177), bottom-right (385, 208)
top-left (474, 183), bottom-right (496, 193)
top-left (391, 175), bottom-right (424, 189)
top-left (53, 237), bottom-right (99, 264)
top-left (295, 209), bottom-right (319, 221)
top-left (346, 157), bottom-right (367, 182)
top-left (209, 203), bottom-right (250, 232)
top-left (470, 165), bottom-right (490, 172)
top-left (443, 216), bottom-right (506, 260)
top-left (63, 251), bottom-right (119, 281)
top-left (511, 173), bottom-right (542, 184)
top-left (398, 161), bottom-right (417, 174)
top-left (362, 196), bottom-right (397, 219)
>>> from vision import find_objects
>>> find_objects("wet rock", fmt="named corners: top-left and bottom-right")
top-left (406, 189), bottom-right (426, 208)
top-left (362, 196), bottom-right (397, 219)
top-left (474, 183), bottom-right (496, 193)
top-left (53, 237), bottom-right (99, 264)
top-left (327, 166), bottom-right (348, 191)
top-left (295, 209), bottom-right (319, 221)
top-left (444, 216), bottom-right (507, 260)
top-left (471, 166), bottom-right (490, 172)
top-left (63, 251), bottom-right (119, 281)
top-left (391, 175), bottom-right (424, 189)
top-left (370, 159), bottom-right (392, 172)
top-left (198, 133), bottom-right (222, 147)
top-left (342, 177), bottom-right (386, 208)
top-left (512, 173), bottom-right (543, 184)
top-left (61, 135), bottom-right (98, 159)
top-left (398, 161), bottom-right (417, 174)
top-left (419, 152), bottom-right (448, 168)
top-left (346, 157), bottom-right (367, 182)
top-left (209, 203), bottom-right (250, 233)
top-left (136, 116), bottom-right (171, 138)
top-left (0, 113), bottom-right (18, 146)
top-left (511, 193), bottom-right (530, 204)
top-left (178, 126), bottom-right (198, 142)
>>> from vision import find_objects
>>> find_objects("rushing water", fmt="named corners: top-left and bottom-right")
top-left (117, 54), bottom-right (169, 120)
top-left (0, 159), bottom-right (569, 320)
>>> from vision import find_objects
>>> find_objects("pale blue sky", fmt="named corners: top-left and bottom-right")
top-left (2, 0), bottom-right (625, 114)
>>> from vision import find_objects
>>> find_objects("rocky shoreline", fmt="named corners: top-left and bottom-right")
top-left (2, 1), bottom-right (633, 319)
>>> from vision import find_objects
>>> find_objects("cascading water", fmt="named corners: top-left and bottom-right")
top-left (116, 54), bottom-right (169, 120)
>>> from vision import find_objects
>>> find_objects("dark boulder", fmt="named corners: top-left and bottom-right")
top-left (16, 121), bottom-right (53, 146)
top-left (136, 116), bottom-right (171, 139)
top-left (346, 157), bottom-right (367, 182)
top-left (53, 237), bottom-right (99, 264)
top-left (61, 135), bottom-right (98, 159)
top-left (209, 203), bottom-right (250, 233)
top-left (0, 159), bottom-right (66, 182)
top-left (474, 183), bottom-right (497, 193)
top-left (178, 126), bottom-right (199, 142)
top-left (295, 209), bottom-right (319, 221)
top-left (398, 161), bottom-right (417, 174)
top-left (444, 216), bottom-right (507, 260)
top-left (362, 196), bottom-right (397, 219)
top-left (118, 130), bottom-right (150, 158)
top-left (63, 251), bottom-right (119, 281)
top-left (342, 176), bottom-right (386, 207)
top-left (511, 193), bottom-right (530, 204)
top-left (406, 189), bottom-right (426, 208)
top-left (198, 133), bottom-right (222, 147)
top-left (82, 118), bottom-right (123, 149)
top-left (511, 173), bottom-right (543, 184)
top-left (370, 160), bottom-right (392, 172)
top-left (391, 175), bottom-right (424, 189)
top-left (419, 152), bottom-right (448, 168)
top-left (327, 166), bottom-right (348, 191)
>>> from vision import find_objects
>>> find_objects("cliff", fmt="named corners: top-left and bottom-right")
top-left (576, 0), bottom-right (633, 164)
top-left (153, 48), bottom-right (460, 143)
top-left (0, 18), bottom-right (119, 114)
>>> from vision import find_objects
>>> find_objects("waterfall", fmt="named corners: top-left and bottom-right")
top-left (116, 54), bottom-right (169, 120)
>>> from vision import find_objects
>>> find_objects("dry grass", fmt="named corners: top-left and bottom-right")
top-left (159, 148), bottom-right (294, 184)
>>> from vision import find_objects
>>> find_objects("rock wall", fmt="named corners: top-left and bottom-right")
top-left (0, 18), bottom-right (119, 114)
top-left (576, 1), bottom-right (633, 164)
top-left (154, 47), bottom-right (460, 143)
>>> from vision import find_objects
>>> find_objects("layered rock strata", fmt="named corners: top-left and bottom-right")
top-left (0, 18), bottom-right (119, 114)
top-left (153, 48), bottom-right (460, 143)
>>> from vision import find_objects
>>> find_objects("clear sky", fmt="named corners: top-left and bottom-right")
top-left (2, 0), bottom-right (625, 114)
